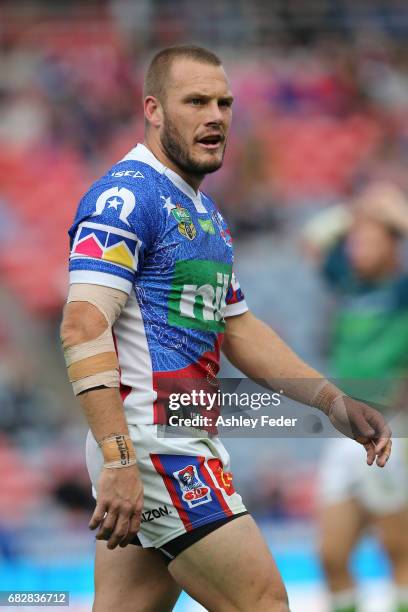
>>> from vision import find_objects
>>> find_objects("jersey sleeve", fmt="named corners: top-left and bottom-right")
top-left (322, 240), bottom-right (352, 290)
top-left (395, 275), bottom-right (408, 308)
top-left (224, 271), bottom-right (248, 317)
top-left (68, 179), bottom-right (159, 294)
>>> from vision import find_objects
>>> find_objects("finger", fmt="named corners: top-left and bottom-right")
top-left (119, 512), bottom-right (142, 548)
top-left (376, 439), bottom-right (392, 468)
top-left (374, 436), bottom-right (390, 455)
top-left (349, 411), bottom-right (376, 440)
top-left (364, 410), bottom-right (391, 438)
top-left (89, 502), bottom-right (107, 531)
top-left (95, 509), bottom-right (118, 541)
top-left (106, 516), bottom-right (130, 550)
top-left (364, 441), bottom-right (376, 466)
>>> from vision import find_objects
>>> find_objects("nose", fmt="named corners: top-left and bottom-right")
top-left (205, 100), bottom-right (223, 125)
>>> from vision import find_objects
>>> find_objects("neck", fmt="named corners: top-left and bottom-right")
top-left (144, 135), bottom-right (203, 193)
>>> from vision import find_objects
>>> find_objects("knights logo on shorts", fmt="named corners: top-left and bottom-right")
top-left (173, 464), bottom-right (212, 508)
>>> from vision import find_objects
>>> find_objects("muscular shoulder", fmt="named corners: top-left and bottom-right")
top-left (69, 156), bottom-right (163, 240)
top-left (84, 156), bottom-right (160, 210)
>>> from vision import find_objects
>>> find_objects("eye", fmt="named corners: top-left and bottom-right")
top-left (219, 99), bottom-right (232, 108)
top-left (190, 98), bottom-right (204, 106)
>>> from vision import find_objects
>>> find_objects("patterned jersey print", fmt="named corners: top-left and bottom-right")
top-left (69, 144), bottom-right (248, 425)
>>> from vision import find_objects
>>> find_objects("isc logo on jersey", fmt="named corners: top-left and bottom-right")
top-left (168, 260), bottom-right (232, 332)
top-left (173, 464), bottom-right (212, 508)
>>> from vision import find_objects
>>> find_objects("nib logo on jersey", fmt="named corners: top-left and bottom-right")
top-left (168, 260), bottom-right (232, 332)
top-left (174, 464), bottom-right (212, 508)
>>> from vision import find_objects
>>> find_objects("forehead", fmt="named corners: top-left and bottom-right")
top-left (351, 218), bottom-right (391, 241)
top-left (167, 58), bottom-right (232, 97)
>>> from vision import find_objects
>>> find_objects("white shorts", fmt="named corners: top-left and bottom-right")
top-left (86, 424), bottom-right (247, 549)
top-left (318, 437), bottom-right (408, 515)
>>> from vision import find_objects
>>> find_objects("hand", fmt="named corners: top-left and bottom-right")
top-left (89, 464), bottom-right (144, 549)
top-left (328, 395), bottom-right (392, 467)
top-left (354, 182), bottom-right (408, 233)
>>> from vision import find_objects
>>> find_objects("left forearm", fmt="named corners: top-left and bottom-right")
top-left (222, 312), bottom-right (392, 463)
top-left (222, 311), bottom-right (341, 411)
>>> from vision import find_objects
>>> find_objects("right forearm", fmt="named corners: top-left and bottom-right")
top-left (302, 205), bottom-right (352, 255)
top-left (78, 387), bottom-right (130, 443)
top-left (79, 386), bottom-right (137, 469)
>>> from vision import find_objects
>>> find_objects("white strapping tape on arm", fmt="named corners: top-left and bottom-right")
top-left (63, 284), bottom-right (128, 395)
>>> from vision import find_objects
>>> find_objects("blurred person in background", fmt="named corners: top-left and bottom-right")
top-left (60, 44), bottom-right (392, 612)
top-left (303, 183), bottom-right (408, 612)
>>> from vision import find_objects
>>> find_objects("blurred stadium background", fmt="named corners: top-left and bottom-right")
top-left (1, 0), bottom-right (407, 610)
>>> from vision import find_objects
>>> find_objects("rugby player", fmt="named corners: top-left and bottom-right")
top-left (60, 46), bottom-right (392, 612)
top-left (303, 184), bottom-right (408, 612)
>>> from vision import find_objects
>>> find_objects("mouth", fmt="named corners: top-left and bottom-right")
top-left (196, 134), bottom-right (224, 150)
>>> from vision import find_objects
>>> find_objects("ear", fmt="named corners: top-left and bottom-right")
top-left (144, 96), bottom-right (163, 129)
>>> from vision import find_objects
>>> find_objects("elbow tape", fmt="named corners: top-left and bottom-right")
top-left (64, 284), bottom-right (127, 395)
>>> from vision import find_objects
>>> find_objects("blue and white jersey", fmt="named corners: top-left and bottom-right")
top-left (69, 144), bottom-right (247, 425)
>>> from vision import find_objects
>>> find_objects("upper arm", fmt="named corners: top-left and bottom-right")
top-left (61, 300), bottom-right (106, 346)
top-left (68, 174), bottom-right (160, 294)
top-left (61, 284), bottom-right (128, 346)
top-left (223, 310), bottom-right (257, 351)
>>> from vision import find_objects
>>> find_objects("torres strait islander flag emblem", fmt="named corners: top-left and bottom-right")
top-left (71, 221), bottom-right (141, 272)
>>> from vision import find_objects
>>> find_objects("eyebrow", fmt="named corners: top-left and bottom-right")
top-left (182, 92), bottom-right (234, 103)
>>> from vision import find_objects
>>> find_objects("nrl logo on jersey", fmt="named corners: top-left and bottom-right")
top-left (172, 205), bottom-right (197, 240)
top-left (161, 196), bottom-right (196, 240)
top-left (92, 187), bottom-right (136, 226)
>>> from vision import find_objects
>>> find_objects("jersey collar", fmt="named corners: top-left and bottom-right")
top-left (122, 144), bottom-right (207, 213)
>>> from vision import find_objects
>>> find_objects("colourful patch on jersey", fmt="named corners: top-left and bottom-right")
top-left (167, 260), bottom-right (232, 332)
top-left (226, 272), bottom-right (245, 305)
top-left (207, 458), bottom-right (236, 496)
top-left (172, 205), bottom-right (196, 241)
top-left (212, 211), bottom-right (232, 247)
top-left (198, 218), bottom-right (216, 234)
top-left (74, 235), bottom-right (104, 259)
top-left (103, 243), bottom-right (133, 268)
top-left (71, 221), bottom-right (140, 272)
top-left (150, 454), bottom-right (232, 531)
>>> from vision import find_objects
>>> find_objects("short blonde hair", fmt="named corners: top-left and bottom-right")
top-left (144, 45), bottom-right (222, 103)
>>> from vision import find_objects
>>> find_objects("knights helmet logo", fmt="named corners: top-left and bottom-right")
top-left (92, 187), bottom-right (136, 227)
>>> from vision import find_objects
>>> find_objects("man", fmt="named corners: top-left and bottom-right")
top-left (60, 46), bottom-right (392, 612)
top-left (303, 183), bottom-right (408, 612)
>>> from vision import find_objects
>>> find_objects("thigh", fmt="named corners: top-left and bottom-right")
top-left (318, 498), bottom-right (366, 564)
top-left (372, 508), bottom-right (408, 562)
top-left (168, 514), bottom-right (289, 612)
top-left (93, 540), bottom-right (181, 612)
